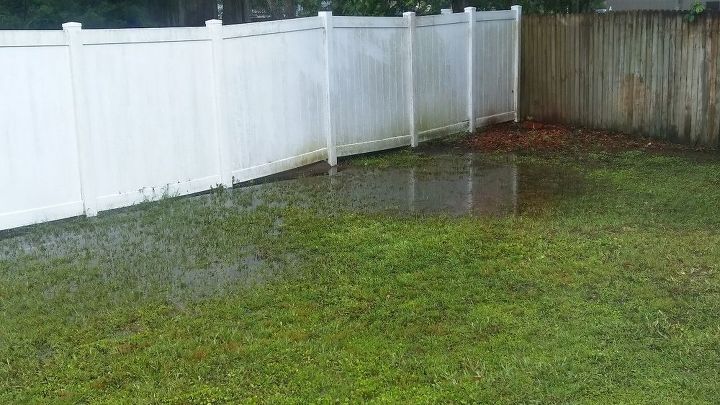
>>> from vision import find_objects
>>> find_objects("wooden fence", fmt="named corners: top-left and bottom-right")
top-left (520, 12), bottom-right (720, 147)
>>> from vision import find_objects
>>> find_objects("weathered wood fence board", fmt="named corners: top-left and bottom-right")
top-left (521, 12), bottom-right (720, 147)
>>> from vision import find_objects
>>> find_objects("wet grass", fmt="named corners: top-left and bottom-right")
top-left (2, 146), bottom-right (720, 403)
top-left (346, 148), bottom-right (434, 168)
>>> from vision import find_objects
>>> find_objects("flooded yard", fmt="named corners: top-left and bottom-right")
top-left (248, 150), bottom-right (584, 216)
top-left (1, 140), bottom-right (720, 403)
top-left (0, 148), bottom-right (582, 301)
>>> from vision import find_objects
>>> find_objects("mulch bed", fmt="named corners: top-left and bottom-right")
top-left (464, 122), bottom-right (701, 153)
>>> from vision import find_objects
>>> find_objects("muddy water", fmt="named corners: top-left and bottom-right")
top-left (249, 151), bottom-right (583, 217)
top-left (339, 164), bottom-right (518, 216)
top-left (0, 149), bottom-right (582, 299)
top-left (0, 150), bottom-right (585, 252)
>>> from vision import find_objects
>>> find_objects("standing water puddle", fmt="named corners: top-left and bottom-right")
top-left (246, 150), bottom-right (584, 217)
top-left (0, 149), bottom-right (583, 300)
top-left (339, 164), bottom-right (518, 216)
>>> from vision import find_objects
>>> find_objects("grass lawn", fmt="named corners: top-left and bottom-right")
top-left (1, 132), bottom-right (720, 403)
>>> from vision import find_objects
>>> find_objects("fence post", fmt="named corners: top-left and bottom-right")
top-left (465, 7), bottom-right (476, 133)
top-left (206, 19), bottom-right (233, 188)
top-left (63, 22), bottom-right (97, 217)
top-left (320, 11), bottom-right (338, 166)
top-left (440, 8), bottom-right (453, 14)
top-left (403, 12), bottom-right (418, 147)
top-left (511, 5), bottom-right (522, 123)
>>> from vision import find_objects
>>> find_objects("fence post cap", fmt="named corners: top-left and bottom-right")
top-left (511, 5), bottom-right (522, 11)
top-left (205, 19), bottom-right (222, 27)
top-left (318, 11), bottom-right (333, 17)
top-left (62, 22), bottom-right (82, 30)
top-left (464, 7), bottom-right (477, 12)
top-left (403, 11), bottom-right (416, 17)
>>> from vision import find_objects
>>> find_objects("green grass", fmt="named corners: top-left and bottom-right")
top-left (1, 146), bottom-right (720, 403)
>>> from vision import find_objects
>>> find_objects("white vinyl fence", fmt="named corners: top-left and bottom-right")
top-left (0, 7), bottom-right (521, 231)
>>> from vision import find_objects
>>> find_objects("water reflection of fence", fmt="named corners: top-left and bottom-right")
top-left (0, 8), bottom-right (521, 231)
top-left (341, 162), bottom-right (518, 216)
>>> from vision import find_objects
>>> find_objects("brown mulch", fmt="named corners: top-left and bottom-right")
top-left (465, 122), bottom-right (701, 153)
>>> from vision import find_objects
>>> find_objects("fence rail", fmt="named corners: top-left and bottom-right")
top-left (0, 8), bottom-right (521, 231)
top-left (520, 12), bottom-right (720, 147)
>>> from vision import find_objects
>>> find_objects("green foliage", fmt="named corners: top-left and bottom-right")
top-left (0, 0), bottom-right (609, 29)
top-left (0, 0), bottom-right (146, 28)
top-left (0, 0), bottom-right (217, 29)
top-left (319, 0), bottom-right (606, 16)
top-left (459, 0), bottom-right (604, 14)
top-left (685, 0), bottom-right (705, 22)
top-left (327, 0), bottom-right (442, 16)
top-left (306, 0), bottom-right (606, 17)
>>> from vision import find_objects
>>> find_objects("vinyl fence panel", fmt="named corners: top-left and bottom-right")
top-left (332, 17), bottom-right (412, 156)
top-left (474, 11), bottom-right (517, 127)
top-left (0, 32), bottom-right (85, 230)
top-left (0, 9), bottom-right (521, 231)
top-left (81, 28), bottom-right (220, 211)
top-left (415, 13), bottom-right (470, 139)
top-left (222, 18), bottom-right (328, 182)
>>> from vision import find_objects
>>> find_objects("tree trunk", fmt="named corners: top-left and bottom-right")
top-left (451, 0), bottom-right (466, 13)
top-left (150, 0), bottom-right (218, 27)
top-left (223, 0), bottom-right (252, 24)
top-left (284, 0), bottom-right (296, 19)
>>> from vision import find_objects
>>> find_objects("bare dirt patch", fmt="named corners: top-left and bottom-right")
top-left (465, 122), bottom-right (705, 153)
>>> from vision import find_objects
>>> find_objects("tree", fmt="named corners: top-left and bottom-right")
top-left (0, 0), bottom-right (147, 28)
top-left (223, 0), bottom-right (252, 23)
top-left (148, 0), bottom-right (218, 27)
top-left (451, 0), bottom-right (605, 13)
top-left (314, 0), bottom-right (605, 17)
top-left (0, 0), bottom-right (606, 29)
top-left (0, 0), bottom-right (218, 29)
